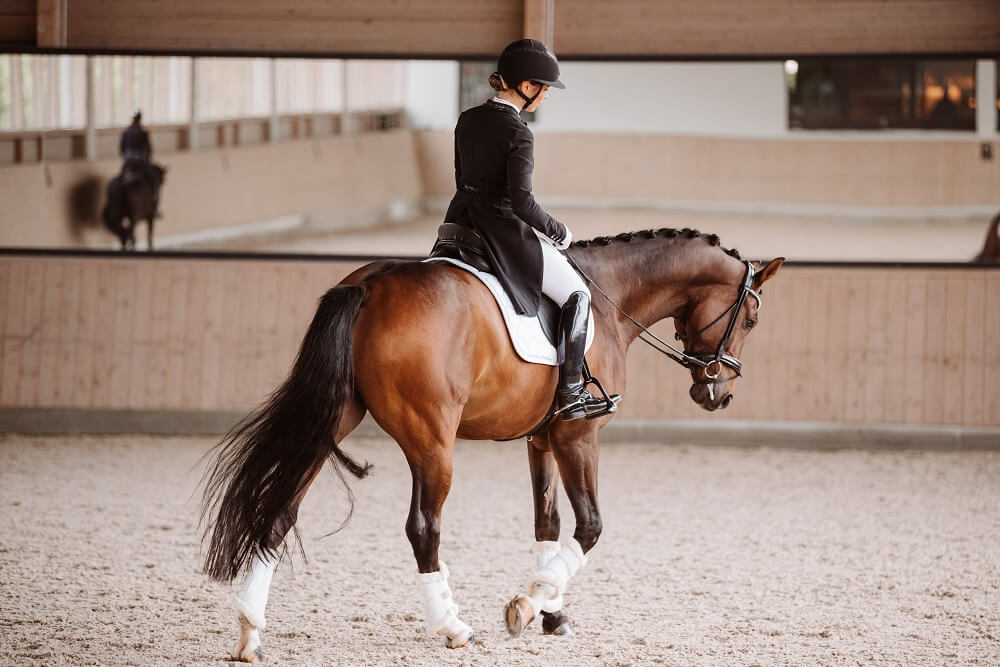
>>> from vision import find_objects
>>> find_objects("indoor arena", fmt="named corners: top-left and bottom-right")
top-left (1, 2), bottom-right (998, 665)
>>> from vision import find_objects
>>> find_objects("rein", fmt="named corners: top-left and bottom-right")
top-left (565, 253), bottom-right (760, 383)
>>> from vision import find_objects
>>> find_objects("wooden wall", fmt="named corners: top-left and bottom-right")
top-left (2, 0), bottom-right (996, 57)
top-left (2, 253), bottom-right (997, 428)
top-left (0, 0), bottom-right (35, 47)
top-left (555, 0), bottom-right (1000, 58)
top-left (418, 131), bottom-right (1000, 210)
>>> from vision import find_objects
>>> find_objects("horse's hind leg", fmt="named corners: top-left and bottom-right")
top-left (526, 438), bottom-right (574, 636)
top-left (231, 399), bottom-right (367, 663)
top-left (386, 413), bottom-right (473, 649)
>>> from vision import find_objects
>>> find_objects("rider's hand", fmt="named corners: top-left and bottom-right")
top-left (553, 227), bottom-right (572, 250)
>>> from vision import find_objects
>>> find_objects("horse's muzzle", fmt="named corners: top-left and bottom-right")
top-left (689, 382), bottom-right (733, 411)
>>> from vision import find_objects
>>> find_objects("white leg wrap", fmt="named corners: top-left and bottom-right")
top-left (418, 561), bottom-right (473, 645)
top-left (526, 539), bottom-right (587, 615)
top-left (533, 541), bottom-right (564, 613)
top-left (235, 553), bottom-right (278, 630)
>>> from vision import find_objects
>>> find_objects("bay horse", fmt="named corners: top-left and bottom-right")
top-left (201, 227), bottom-right (784, 661)
top-left (101, 162), bottom-right (165, 251)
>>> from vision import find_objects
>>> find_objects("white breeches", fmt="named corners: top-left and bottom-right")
top-left (539, 238), bottom-right (589, 307)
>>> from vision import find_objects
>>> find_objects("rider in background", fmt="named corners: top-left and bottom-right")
top-left (442, 39), bottom-right (619, 421)
top-left (119, 108), bottom-right (160, 214)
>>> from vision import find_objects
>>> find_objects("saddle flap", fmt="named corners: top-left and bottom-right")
top-left (423, 256), bottom-right (594, 366)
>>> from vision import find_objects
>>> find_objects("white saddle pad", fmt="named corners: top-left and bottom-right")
top-left (425, 257), bottom-right (594, 366)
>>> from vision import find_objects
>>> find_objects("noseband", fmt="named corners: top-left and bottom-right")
top-left (673, 260), bottom-right (760, 382)
top-left (567, 256), bottom-right (761, 386)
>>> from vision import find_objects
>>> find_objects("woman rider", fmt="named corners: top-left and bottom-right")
top-left (442, 39), bottom-right (619, 420)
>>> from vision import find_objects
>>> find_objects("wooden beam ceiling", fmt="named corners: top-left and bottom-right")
top-left (0, 0), bottom-right (996, 58)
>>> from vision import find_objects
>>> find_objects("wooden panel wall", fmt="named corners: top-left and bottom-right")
top-left (620, 266), bottom-right (1000, 427)
top-left (0, 255), bottom-right (366, 411)
top-left (555, 0), bottom-right (1000, 57)
top-left (0, 0), bottom-right (35, 48)
top-left (418, 130), bottom-right (1000, 210)
top-left (1, 254), bottom-right (997, 427)
top-left (62, 0), bottom-right (520, 56)
top-left (4, 0), bottom-right (995, 57)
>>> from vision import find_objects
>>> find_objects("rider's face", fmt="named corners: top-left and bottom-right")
top-left (520, 81), bottom-right (550, 112)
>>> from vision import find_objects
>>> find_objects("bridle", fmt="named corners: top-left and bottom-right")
top-left (567, 256), bottom-right (761, 391)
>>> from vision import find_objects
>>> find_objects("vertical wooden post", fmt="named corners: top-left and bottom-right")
top-left (268, 58), bottom-right (279, 142)
top-left (85, 57), bottom-right (96, 160)
top-left (36, 0), bottom-right (67, 48)
top-left (188, 58), bottom-right (199, 150)
top-left (523, 0), bottom-right (554, 44)
top-left (340, 59), bottom-right (353, 135)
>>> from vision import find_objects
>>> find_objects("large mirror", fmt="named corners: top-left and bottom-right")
top-left (1, 54), bottom-right (997, 261)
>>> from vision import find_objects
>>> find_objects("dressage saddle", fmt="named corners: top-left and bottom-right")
top-left (429, 223), bottom-right (562, 346)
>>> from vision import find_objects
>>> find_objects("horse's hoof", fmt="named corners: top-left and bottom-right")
top-left (231, 646), bottom-right (264, 663)
top-left (541, 610), bottom-right (574, 636)
top-left (504, 595), bottom-right (535, 637)
top-left (544, 621), bottom-right (574, 636)
top-left (445, 630), bottom-right (474, 649)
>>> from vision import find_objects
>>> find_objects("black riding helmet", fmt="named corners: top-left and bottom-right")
top-left (496, 39), bottom-right (565, 110)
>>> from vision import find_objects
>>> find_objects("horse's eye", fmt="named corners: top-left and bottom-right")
top-left (745, 319), bottom-right (756, 330)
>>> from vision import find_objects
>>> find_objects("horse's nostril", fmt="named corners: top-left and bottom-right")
top-left (721, 394), bottom-right (733, 408)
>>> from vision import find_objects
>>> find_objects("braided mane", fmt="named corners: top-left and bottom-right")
top-left (572, 227), bottom-right (742, 261)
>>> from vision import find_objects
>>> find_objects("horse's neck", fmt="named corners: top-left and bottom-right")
top-left (577, 239), bottom-right (735, 343)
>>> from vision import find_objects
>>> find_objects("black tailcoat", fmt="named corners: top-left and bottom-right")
top-left (443, 100), bottom-right (568, 316)
top-left (120, 121), bottom-right (151, 159)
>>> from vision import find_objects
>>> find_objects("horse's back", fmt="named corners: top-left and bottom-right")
top-left (344, 260), bottom-right (554, 440)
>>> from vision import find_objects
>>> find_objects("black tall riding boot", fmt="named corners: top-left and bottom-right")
top-left (555, 291), bottom-right (620, 421)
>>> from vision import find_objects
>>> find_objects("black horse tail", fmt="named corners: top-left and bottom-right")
top-left (201, 284), bottom-right (372, 582)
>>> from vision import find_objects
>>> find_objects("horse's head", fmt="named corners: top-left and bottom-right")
top-left (674, 257), bottom-right (783, 411)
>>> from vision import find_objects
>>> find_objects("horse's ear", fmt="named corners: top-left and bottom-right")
top-left (753, 257), bottom-right (784, 290)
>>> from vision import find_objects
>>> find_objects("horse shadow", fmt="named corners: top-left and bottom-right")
top-left (65, 175), bottom-right (104, 242)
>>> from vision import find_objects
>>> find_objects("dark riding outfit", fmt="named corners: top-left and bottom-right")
top-left (119, 110), bottom-right (160, 212)
top-left (442, 39), bottom-right (618, 421)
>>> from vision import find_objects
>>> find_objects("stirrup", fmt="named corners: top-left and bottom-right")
top-left (579, 361), bottom-right (621, 420)
top-left (554, 386), bottom-right (621, 421)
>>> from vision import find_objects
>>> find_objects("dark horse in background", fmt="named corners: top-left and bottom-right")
top-left (101, 162), bottom-right (165, 251)
top-left (200, 227), bottom-right (784, 661)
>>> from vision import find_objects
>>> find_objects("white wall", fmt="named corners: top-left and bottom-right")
top-left (403, 60), bottom-right (787, 136)
top-left (531, 61), bottom-right (787, 136)
top-left (404, 60), bottom-right (460, 130)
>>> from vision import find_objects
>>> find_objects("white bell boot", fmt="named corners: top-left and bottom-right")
top-left (418, 560), bottom-right (474, 649)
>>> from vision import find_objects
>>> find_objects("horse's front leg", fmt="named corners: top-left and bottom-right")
top-left (507, 430), bottom-right (600, 637)
top-left (403, 439), bottom-right (474, 648)
top-left (526, 437), bottom-right (574, 636)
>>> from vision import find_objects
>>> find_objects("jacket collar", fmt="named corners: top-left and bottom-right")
top-left (486, 97), bottom-right (522, 115)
